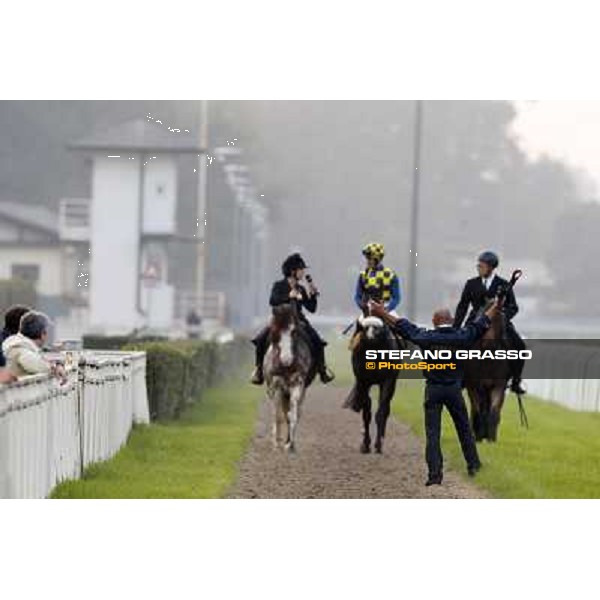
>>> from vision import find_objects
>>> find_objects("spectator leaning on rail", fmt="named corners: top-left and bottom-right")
top-left (369, 299), bottom-right (499, 487)
top-left (0, 304), bottom-right (31, 368)
top-left (2, 311), bottom-right (66, 382)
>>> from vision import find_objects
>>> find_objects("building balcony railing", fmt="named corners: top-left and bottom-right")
top-left (59, 198), bottom-right (90, 242)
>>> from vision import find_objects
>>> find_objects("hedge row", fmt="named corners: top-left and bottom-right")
top-left (83, 334), bottom-right (167, 350)
top-left (123, 338), bottom-right (251, 421)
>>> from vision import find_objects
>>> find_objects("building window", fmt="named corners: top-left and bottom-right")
top-left (11, 264), bottom-right (40, 285)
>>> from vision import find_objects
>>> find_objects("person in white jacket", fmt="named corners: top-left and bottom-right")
top-left (2, 311), bottom-right (65, 382)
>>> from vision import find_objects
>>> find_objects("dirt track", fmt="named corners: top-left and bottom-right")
top-left (230, 385), bottom-right (488, 499)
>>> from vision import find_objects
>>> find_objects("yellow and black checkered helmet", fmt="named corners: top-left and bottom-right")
top-left (362, 242), bottom-right (385, 262)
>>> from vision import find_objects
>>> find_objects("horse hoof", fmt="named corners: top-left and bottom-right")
top-left (285, 443), bottom-right (296, 454)
top-left (360, 443), bottom-right (371, 454)
top-left (374, 444), bottom-right (382, 454)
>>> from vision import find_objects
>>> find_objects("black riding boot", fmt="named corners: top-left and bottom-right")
top-left (507, 325), bottom-right (527, 395)
top-left (250, 327), bottom-right (269, 385)
top-left (510, 359), bottom-right (526, 395)
top-left (315, 342), bottom-right (335, 384)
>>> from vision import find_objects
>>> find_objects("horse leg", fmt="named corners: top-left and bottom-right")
top-left (268, 384), bottom-right (284, 450)
top-left (273, 391), bottom-right (287, 450)
top-left (360, 384), bottom-right (372, 454)
top-left (374, 377), bottom-right (396, 454)
top-left (488, 386), bottom-right (506, 442)
top-left (483, 387), bottom-right (492, 442)
top-left (286, 384), bottom-right (304, 453)
top-left (466, 387), bottom-right (484, 442)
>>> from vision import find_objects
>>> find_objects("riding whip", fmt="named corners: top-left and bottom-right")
top-left (498, 269), bottom-right (529, 429)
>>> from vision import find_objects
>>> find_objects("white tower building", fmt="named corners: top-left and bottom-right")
top-left (69, 119), bottom-right (204, 333)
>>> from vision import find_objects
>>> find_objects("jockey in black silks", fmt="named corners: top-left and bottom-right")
top-left (453, 250), bottom-right (527, 395)
top-left (250, 253), bottom-right (335, 386)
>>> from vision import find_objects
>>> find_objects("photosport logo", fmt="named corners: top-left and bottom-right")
top-left (361, 341), bottom-right (600, 379)
top-left (364, 349), bottom-right (534, 362)
top-left (363, 347), bottom-right (534, 378)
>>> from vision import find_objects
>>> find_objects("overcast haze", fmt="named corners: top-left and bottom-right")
top-left (1, 100), bottom-right (599, 335)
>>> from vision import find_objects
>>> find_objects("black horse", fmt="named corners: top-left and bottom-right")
top-left (345, 286), bottom-right (401, 454)
top-left (463, 270), bottom-right (527, 442)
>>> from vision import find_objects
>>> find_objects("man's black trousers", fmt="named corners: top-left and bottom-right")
top-left (424, 381), bottom-right (480, 478)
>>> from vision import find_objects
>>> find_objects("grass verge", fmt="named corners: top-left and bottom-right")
top-left (51, 379), bottom-right (261, 499)
top-left (392, 380), bottom-right (600, 499)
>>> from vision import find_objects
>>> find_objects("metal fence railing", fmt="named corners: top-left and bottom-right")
top-left (526, 342), bottom-right (600, 412)
top-left (0, 350), bottom-right (149, 499)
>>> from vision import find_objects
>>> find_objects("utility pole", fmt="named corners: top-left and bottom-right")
top-left (407, 100), bottom-right (423, 321)
top-left (196, 100), bottom-right (209, 312)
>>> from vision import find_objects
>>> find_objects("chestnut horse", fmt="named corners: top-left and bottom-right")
top-left (263, 304), bottom-right (316, 452)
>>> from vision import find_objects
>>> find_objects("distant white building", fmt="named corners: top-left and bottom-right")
top-left (0, 200), bottom-right (88, 316)
top-left (68, 118), bottom-right (205, 334)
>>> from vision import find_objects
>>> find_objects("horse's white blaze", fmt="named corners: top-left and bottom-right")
top-left (361, 316), bottom-right (384, 328)
top-left (279, 329), bottom-right (294, 366)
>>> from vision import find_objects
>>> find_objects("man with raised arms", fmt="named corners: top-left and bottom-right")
top-left (369, 300), bottom-right (498, 486)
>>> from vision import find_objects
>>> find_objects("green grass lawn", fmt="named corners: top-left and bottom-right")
top-left (52, 379), bottom-right (262, 499)
top-left (392, 380), bottom-right (600, 499)
top-left (52, 334), bottom-right (600, 499)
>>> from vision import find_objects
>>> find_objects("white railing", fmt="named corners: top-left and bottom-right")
top-left (525, 342), bottom-right (600, 411)
top-left (0, 350), bottom-right (149, 499)
top-left (526, 378), bottom-right (600, 412)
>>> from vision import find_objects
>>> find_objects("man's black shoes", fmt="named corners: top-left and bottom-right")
top-left (425, 474), bottom-right (443, 486)
top-left (468, 462), bottom-right (482, 477)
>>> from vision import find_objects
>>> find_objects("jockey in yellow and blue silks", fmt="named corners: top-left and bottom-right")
top-left (354, 242), bottom-right (401, 312)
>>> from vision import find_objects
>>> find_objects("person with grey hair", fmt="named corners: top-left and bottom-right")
top-left (2, 311), bottom-right (65, 382)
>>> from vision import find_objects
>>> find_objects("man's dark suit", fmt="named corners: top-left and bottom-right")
top-left (269, 278), bottom-right (317, 319)
top-left (453, 274), bottom-right (526, 387)
top-left (454, 275), bottom-right (518, 327)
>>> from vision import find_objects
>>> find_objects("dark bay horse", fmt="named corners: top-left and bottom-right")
top-left (263, 304), bottom-right (316, 452)
top-left (345, 288), bottom-right (400, 454)
top-left (464, 270), bottom-right (525, 442)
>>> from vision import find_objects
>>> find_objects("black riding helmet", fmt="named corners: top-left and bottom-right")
top-left (282, 253), bottom-right (308, 277)
top-left (478, 251), bottom-right (499, 269)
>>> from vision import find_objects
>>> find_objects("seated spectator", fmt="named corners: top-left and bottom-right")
top-left (2, 311), bottom-right (65, 382)
top-left (0, 304), bottom-right (31, 367)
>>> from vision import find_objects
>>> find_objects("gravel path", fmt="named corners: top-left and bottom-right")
top-left (230, 385), bottom-right (489, 499)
